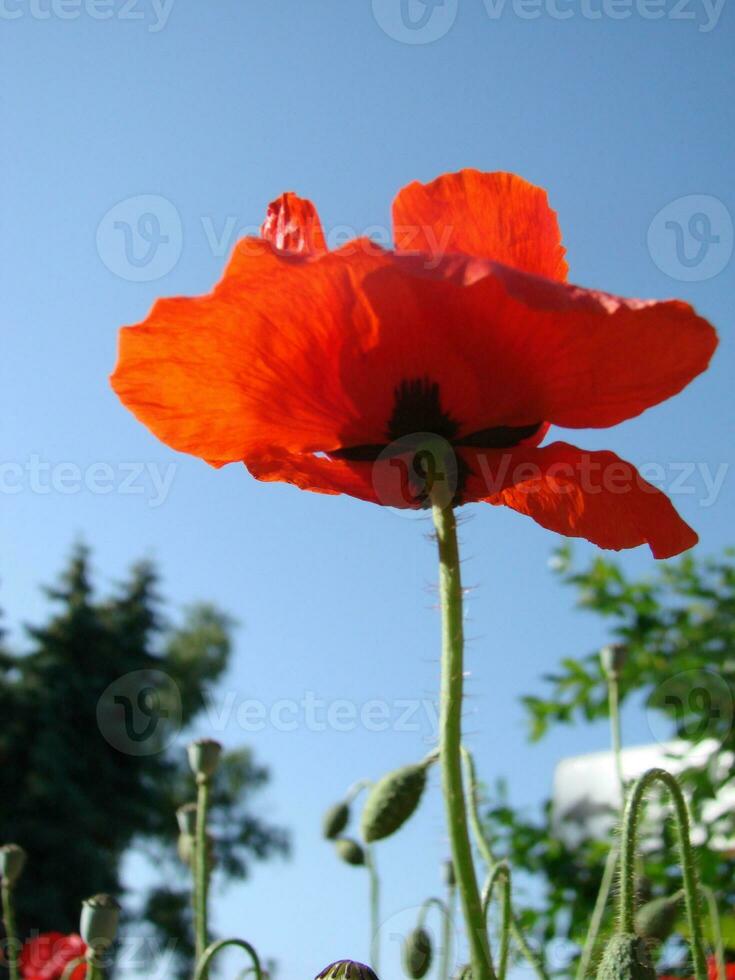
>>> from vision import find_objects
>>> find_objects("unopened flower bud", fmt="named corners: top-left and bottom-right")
top-left (403, 927), bottom-right (433, 979)
top-left (595, 935), bottom-right (656, 980)
top-left (443, 860), bottom-right (456, 888)
top-left (187, 738), bottom-right (222, 779)
top-left (334, 838), bottom-right (365, 867)
top-left (322, 802), bottom-right (350, 840)
top-left (0, 844), bottom-right (27, 886)
top-left (600, 644), bottom-right (627, 677)
top-left (176, 802), bottom-right (198, 836)
top-left (361, 762), bottom-right (429, 843)
top-left (634, 892), bottom-right (683, 942)
top-left (315, 960), bottom-right (379, 980)
top-left (80, 894), bottom-right (121, 952)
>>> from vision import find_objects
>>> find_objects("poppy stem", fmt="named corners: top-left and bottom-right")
top-left (618, 768), bottom-right (707, 980)
top-left (366, 846), bottom-right (381, 973)
top-left (195, 774), bottom-right (211, 975)
top-left (1, 881), bottom-right (20, 980)
top-left (432, 502), bottom-right (495, 980)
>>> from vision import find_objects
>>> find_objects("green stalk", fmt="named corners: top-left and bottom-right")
top-left (442, 882), bottom-right (456, 980)
top-left (432, 502), bottom-right (494, 980)
top-left (84, 953), bottom-right (104, 980)
top-left (2, 881), bottom-right (20, 980)
top-left (619, 768), bottom-right (707, 980)
top-left (481, 863), bottom-right (512, 980)
top-left (575, 844), bottom-right (618, 980)
top-left (194, 939), bottom-right (262, 980)
top-left (366, 846), bottom-right (381, 972)
top-left (607, 670), bottom-right (626, 803)
top-left (195, 775), bottom-right (212, 973)
top-left (576, 669), bottom-right (626, 980)
top-left (462, 747), bottom-right (549, 980)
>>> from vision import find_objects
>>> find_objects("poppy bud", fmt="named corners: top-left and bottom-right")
top-left (595, 935), bottom-right (656, 980)
top-left (403, 927), bottom-right (433, 979)
top-left (322, 802), bottom-right (350, 840)
top-left (187, 738), bottom-right (222, 779)
top-left (0, 844), bottom-right (27, 886)
top-left (600, 644), bottom-right (627, 677)
top-left (444, 859), bottom-right (456, 888)
top-left (176, 802), bottom-right (198, 836)
top-left (334, 838), bottom-right (365, 866)
top-left (634, 892), bottom-right (683, 942)
top-left (315, 961), bottom-right (379, 980)
top-left (80, 894), bottom-right (121, 952)
top-left (361, 762), bottom-right (429, 843)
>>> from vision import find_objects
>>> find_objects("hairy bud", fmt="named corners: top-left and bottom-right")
top-left (403, 927), bottom-right (433, 979)
top-left (322, 802), bottom-right (350, 840)
top-left (596, 934), bottom-right (656, 980)
top-left (634, 893), bottom-right (683, 942)
top-left (361, 763), bottom-right (429, 843)
top-left (334, 838), bottom-right (366, 867)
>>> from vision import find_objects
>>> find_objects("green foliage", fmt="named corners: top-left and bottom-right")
top-left (0, 545), bottom-right (288, 975)
top-left (481, 544), bottom-right (735, 974)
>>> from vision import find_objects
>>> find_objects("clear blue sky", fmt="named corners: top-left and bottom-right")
top-left (1, 2), bottom-right (733, 977)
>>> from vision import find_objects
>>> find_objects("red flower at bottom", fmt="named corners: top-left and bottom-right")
top-left (19, 933), bottom-right (87, 980)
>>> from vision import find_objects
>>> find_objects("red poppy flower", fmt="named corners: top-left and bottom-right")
top-left (111, 170), bottom-right (717, 558)
top-left (19, 932), bottom-right (86, 980)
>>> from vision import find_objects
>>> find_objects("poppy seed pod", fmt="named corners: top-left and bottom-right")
top-left (315, 960), bottom-right (379, 980)
top-left (600, 644), bottom-right (627, 677)
top-left (360, 763), bottom-right (429, 843)
top-left (80, 894), bottom-right (121, 952)
top-left (177, 833), bottom-right (195, 867)
top-left (334, 838), bottom-right (365, 867)
top-left (322, 802), bottom-right (350, 840)
top-left (176, 802), bottom-right (198, 836)
top-left (0, 844), bottom-right (27, 886)
top-left (403, 927), bottom-right (433, 979)
top-left (634, 892), bottom-right (683, 942)
top-left (595, 935), bottom-right (656, 980)
top-left (187, 738), bottom-right (222, 779)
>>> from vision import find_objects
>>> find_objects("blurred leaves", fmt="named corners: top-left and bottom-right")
top-left (0, 544), bottom-right (288, 975)
top-left (482, 544), bottom-right (735, 976)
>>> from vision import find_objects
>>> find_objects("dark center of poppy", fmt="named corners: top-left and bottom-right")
top-left (332, 378), bottom-right (541, 506)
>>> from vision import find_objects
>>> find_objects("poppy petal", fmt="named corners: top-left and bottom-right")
top-left (367, 257), bottom-right (717, 430)
top-left (110, 241), bottom-right (392, 465)
top-left (463, 441), bottom-right (697, 558)
top-left (246, 451), bottom-right (380, 504)
top-left (393, 169), bottom-right (568, 281)
top-left (260, 192), bottom-right (327, 256)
